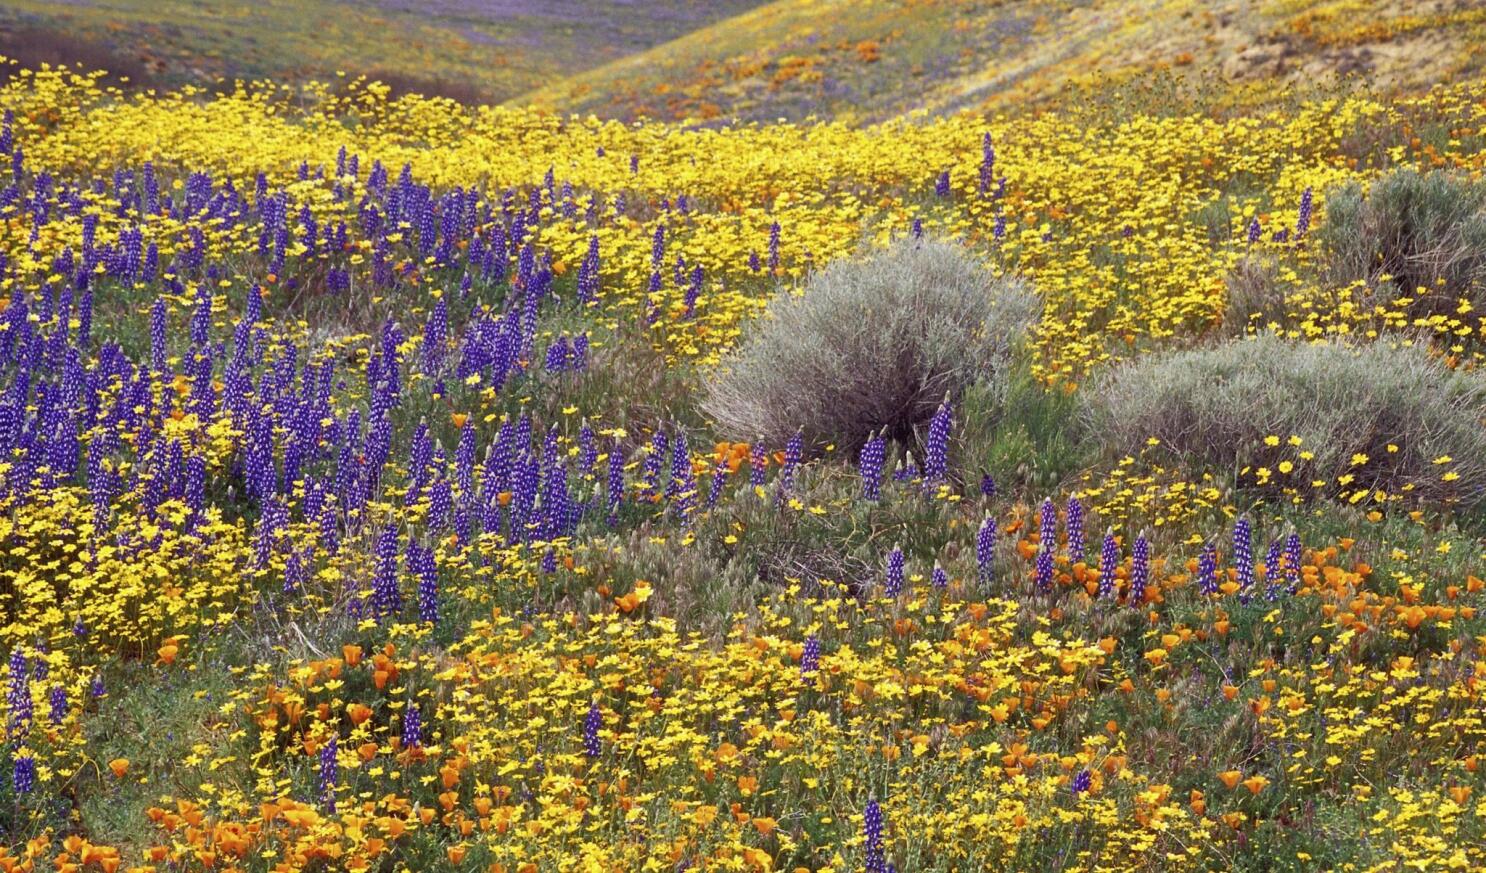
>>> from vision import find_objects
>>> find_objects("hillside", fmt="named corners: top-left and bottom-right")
top-left (0, 0), bottom-right (766, 101)
top-left (521, 0), bottom-right (1486, 122)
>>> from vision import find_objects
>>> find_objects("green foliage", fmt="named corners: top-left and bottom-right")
top-left (704, 237), bottom-right (1039, 452)
top-left (956, 366), bottom-right (1092, 496)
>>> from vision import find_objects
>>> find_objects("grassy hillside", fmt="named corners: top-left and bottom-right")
top-left (522, 0), bottom-right (1486, 122)
top-left (0, 0), bottom-right (765, 101)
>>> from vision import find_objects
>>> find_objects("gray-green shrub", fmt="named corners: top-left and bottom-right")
top-left (1319, 168), bottom-right (1486, 308)
top-left (703, 237), bottom-right (1039, 451)
top-left (1083, 332), bottom-right (1486, 505)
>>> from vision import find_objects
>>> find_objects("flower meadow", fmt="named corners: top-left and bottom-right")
top-left (1, 57), bottom-right (1486, 873)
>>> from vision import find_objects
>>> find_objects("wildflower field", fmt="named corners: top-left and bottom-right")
top-left (4, 3), bottom-right (1486, 869)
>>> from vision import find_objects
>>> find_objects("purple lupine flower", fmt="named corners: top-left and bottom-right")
top-left (414, 544), bottom-right (439, 624)
top-left (577, 235), bottom-right (600, 304)
top-left (371, 524), bottom-right (402, 620)
top-left (670, 432), bottom-right (696, 526)
top-left (48, 686), bottom-right (67, 725)
top-left (401, 704), bottom-right (422, 750)
top-left (1234, 517), bottom-right (1254, 595)
top-left (1129, 534), bottom-right (1150, 606)
top-left (931, 563), bottom-right (948, 590)
top-left (1295, 187), bottom-right (1313, 238)
top-left (12, 753), bottom-right (34, 794)
top-left (7, 650), bottom-right (30, 738)
top-left (885, 545), bottom-right (905, 597)
top-left (934, 171), bottom-right (951, 197)
top-left (1264, 538), bottom-right (1283, 601)
top-left (749, 443), bottom-right (767, 488)
top-left (1097, 531), bottom-right (1119, 600)
top-left (979, 472), bottom-right (997, 499)
top-left (641, 431), bottom-right (667, 501)
top-left (1066, 497), bottom-right (1085, 563)
top-left (779, 429), bottom-right (803, 496)
top-left (578, 421), bottom-right (598, 475)
top-left (544, 335), bottom-right (570, 373)
top-left (284, 548), bottom-right (306, 594)
top-left (992, 211), bottom-right (1007, 241)
top-left (684, 265), bottom-right (703, 318)
top-left (583, 700), bottom-right (602, 758)
top-left (1197, 541), bottom-right (1218, 596)
top-left (910, 217), bottom-right (923, 239)
top-left (859, 432), bottom-right (887, 501)
top-left (801, 635), bottom-right (820, 677)
top-left (650, 223), bottom-right (666, 268)
top-left (1284, 532), bottom-right (1302, 593)
top-left (922, 397), bottom-right (953, 485)
top-left (864, 798), bottom-right (886, 873)
top-left (606, 438), bottom-right (624, 524)
top-left (1246, 216), bottom-right (1261, 244)
top-left (571, 333), bottom-right (589, 371)
top-left (976, 515), bottom-right (996, 586)
top-left (1038, 498), bottom-right (1057, 554)
top-left (706, 457), bottom-right (728, 510)
top-left (767, 221), bottom-right (781, 273)
top-left (1035, 548), bottom-right (1054, 593)
top-left (319, 735), bottom-right (338, 812)
top-left (1071, 769), bottom-right (1092, 796)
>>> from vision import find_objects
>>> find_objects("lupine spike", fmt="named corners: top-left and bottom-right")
top-left (801, 635), bottom-right (820, 678)
top-left (1233, 517), bottom-right (1254, 596)
top-left (859, 430), bottom-right (887, 501)
top-left (1038, 498), bottom-right (1057, 554)
top-left (864, 797), bottom-right (886, 873)
top-left (1066, 497), bottom-right (1085, 563)
top-left (923, 396), bottom-right (953, 485)
top-left (1097, 530), bottom-right (1119, 600)
top-left (976, 515), bottom-right (997, 587)
top-left (1264, 538), bottom-right (1283, 601)
top-left (885, 545), bottom-right (905, 597)
top-left (583, 700), bottom-right (602, 758)
top-left (319, 735), bottom-right (338, 812)
top-left (1198, 541), bottom-right (1218, 596)
top-left (1128, 533), bottom-right (1150, 606)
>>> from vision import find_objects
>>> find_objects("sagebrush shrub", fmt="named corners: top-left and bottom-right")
top-left (1319, 168), bottom-right (1486, 308)
top-left (703, 237), bottom-right (1039, 451)
top-left (1084, 333), bottom-right (1486, 505)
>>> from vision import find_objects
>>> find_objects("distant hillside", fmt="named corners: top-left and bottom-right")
top-left (519, 0), bottom-right (1486, 122)
top-left (0, 0), bottom-right (765, 101)
top-left (3, 0), bottom-right (1483, 120)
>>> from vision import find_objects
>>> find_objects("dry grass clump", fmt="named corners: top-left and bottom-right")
top-left (704, 237), bottom-right (1039, 451)
top-left (1084, 332), bottom-right (1486, 505)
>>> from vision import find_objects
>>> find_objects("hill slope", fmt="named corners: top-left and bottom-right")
top-left (0, 0), bottom-right (766, 100)
top-left (519, 0), bottom-right (1486, 122)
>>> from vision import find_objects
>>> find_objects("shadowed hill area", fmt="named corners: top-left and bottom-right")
top-left (519, 0), bottom-right (1486, 122)
top-left (0, 0), bottom-right (766, 101)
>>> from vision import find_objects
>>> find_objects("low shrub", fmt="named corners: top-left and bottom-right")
top-left (703, 237), bottom-right (1039, 452)
top-left (1318, 168), bottom-right (1486, 309)
top-left (1083, 332), bottom-right (1486, 506)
